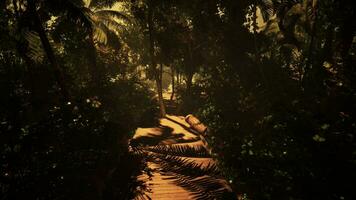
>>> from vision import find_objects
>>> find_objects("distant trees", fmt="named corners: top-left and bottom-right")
top-left (126, 0), bottom-right (167, 116)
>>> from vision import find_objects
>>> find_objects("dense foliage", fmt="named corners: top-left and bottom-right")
top-left (1, 0), bottom-right (157, 199)
top-left (191, 0), bottom-right (356, 199)
top-left (1, 0), bottom-right (355, 199)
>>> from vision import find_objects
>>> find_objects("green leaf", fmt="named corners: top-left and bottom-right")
top-left (320, 123), bottom-right (330, 130)
top-left (312, 134), bottom-right (326, 142)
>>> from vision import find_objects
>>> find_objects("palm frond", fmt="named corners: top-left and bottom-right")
top-left (97, 16), bottom-right (126, 32)
top-left (145, 144), bottom-right (210, 158)
top-left (132, 145), bottom-right (220, 177)
top-left (93, 26), bottom-right (108, 44)
top-left (130, 146), bottom-right (157, 161)
top-left (133, 193), bottom-right (152, 200)
top-left (258, 0), bottom-right (275, 21)
top-left (95, 9), bottom-right (130, 21)
top-left (23, 31), bottom-right (45, 63)
top-left (87, 15), bottom-right (125, 45)
top-left (157, 155), bottom-right (221, 178)
top-left (81, 6), bottom-right (96, 19)
top-left (170, 174), bottom-right (234, 200)
top-left (88, 0), bottom-right (117, 8)
top-left (23, 29), bottom-right (65, 63)
top-left (48, 0), bottom-right (93, 30)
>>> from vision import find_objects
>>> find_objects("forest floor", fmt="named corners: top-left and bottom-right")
top-left (131, 114), bottom-right (232, 199)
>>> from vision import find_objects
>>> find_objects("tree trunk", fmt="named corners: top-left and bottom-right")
top-left (252, 4), bottom-right (268, 88)
top-left (28, 0), bottom-right (69, 101)
top-left (158, 62), bottom-right (166, 115)
top-left (303, 0), bottom-right (320, 90)
top-left (306, 1), bottom-right (318, 70)
top-left (170, 66), bottom-right (175, 101)
top-left (89, 31), bottom-right (102, 87)
top-left (155, 73), bottom-right (166, 117)
top-left (186, 72), bottom-right (193, 94)
top-left (177, 70), bottom-right (181, 85)
top-left (322, 25), bottom-right (334, 64)
top-left (148, 5), bottom-right (166, 117)
top-left (339, 20), bottom-right (354, 64)
top-left (186, 41), bottom-right (194, 96)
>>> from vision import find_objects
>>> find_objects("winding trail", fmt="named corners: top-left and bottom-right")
top-left (131, 115), bottom-right (233, 200)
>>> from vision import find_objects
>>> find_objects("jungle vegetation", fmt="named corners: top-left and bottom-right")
top-left (0, 0), bottom-right (355, 199)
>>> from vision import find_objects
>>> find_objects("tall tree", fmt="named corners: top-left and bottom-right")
top-left (27, 0), bottom-right (69, 100)
top-left (147, 2), bottom-right (166, 116)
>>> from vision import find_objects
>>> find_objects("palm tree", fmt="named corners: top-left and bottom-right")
top-left (147, 3), bottom-right (166, 117)
top-left (26, 0), bottom-right (71, 100)
top-left (22, 0), bottom-right (128, 92)
top-left (84, 1), bottom-right (129, 45)
top-left (256, 0), bottom-right (302, 48)
top-left (81, 0), bottom-right (129, 85)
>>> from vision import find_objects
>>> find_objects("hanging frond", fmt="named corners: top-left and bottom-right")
top-left (93, 26), bottom-right (108, 44)
top-left (23, 31), bottom-right (45, 63)
top-left (258, 0), bottom-right (275, 21)
top-left (89, 18), bottom-right (126, 45)
top-left (47, 0), bottom-right (92, 31)
top-left (88, 0), bottom-right (117, 8)
top-left (64, 2), bottom-right (130, 48)
top-left (97, 16), bottom-right (126, 32)
top-left (80, 6), bottom-right (96, 22)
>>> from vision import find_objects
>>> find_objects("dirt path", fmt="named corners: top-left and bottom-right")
top-left (131, 115), bottom-right (234, 200)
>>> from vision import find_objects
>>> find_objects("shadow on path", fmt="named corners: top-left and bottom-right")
top-left (130, 125), bottom-right (199, 146)
top-left (164, 116), bottom-right (200, 136)
top-left (131, 115), bottom-right (235, 200)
